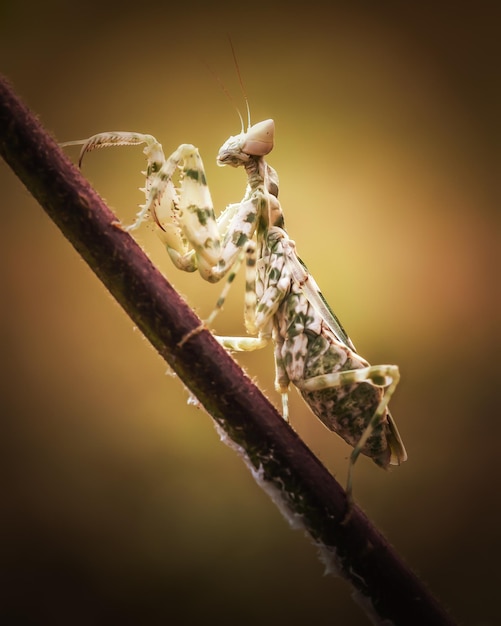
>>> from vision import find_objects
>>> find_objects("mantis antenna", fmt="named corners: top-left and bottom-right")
top-left (228, 37), bottom-right (252, 130)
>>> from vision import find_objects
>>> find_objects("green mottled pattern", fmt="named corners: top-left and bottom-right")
top-left (275, 275), bottom-right (392, 468)
top-left (193, 207), bottom-right (212, 227)
top-left (184, 168), bottom-right (207, 185)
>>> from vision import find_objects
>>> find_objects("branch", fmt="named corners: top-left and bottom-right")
top-left (0, 75), bottom-right (455, 626)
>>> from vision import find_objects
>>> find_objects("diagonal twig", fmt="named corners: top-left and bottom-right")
top-left (0, 75), bottom-right (456, 626)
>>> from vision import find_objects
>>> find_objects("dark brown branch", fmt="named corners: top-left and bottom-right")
top-left (0, 75), bottom-right (456, 626)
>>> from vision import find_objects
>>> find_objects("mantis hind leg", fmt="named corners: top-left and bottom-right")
top-left (298, 364), bottom-right (406, 499)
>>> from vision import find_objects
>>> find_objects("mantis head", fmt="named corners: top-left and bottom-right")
top-left (217, 119), bottom-right (275, 167)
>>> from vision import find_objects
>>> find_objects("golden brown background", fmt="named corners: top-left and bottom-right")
top-left (1, 1), bottom-right (499, 624)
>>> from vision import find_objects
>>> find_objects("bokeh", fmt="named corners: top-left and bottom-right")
top-left (1, 2), bottom-right (499, 624)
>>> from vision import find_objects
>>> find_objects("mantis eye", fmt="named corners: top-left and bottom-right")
top-left (242, 119), bottom-right (275, 156)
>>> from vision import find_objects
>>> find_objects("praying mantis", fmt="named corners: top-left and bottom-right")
top-left (62, 108), bottom-right (407, 498)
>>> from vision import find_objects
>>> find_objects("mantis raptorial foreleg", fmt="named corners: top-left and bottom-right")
top-left (62, 121), bottom-right (275, 284)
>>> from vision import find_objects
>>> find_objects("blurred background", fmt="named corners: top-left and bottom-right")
top-left (1, 1), bottom-right (499, 624)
